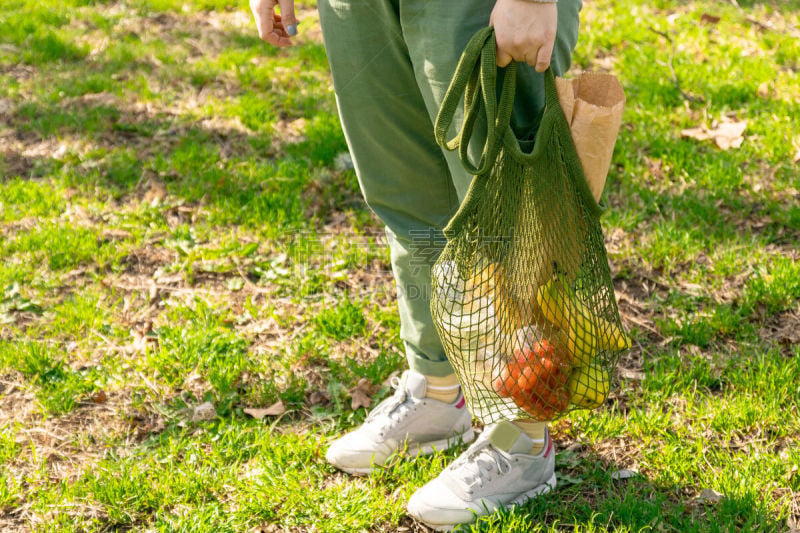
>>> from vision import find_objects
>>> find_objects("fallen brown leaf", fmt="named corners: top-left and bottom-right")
top-left (243, 400), bottom-right (286, 419)
top-left (618, 368), bottom-right (645, 381)
top-left (610, 468), bottom-right (639, 480)
top-left (349, 377), bottom-right (378, 410)
top-left (308, 390), bottom-right (330, 406)
top-left (697, 488), bottom-right (724, 504)
top-left (264, 400), bottom-right (286, 415)
top-left (681, 119), bottom-right (747, 150)
top-left (91, 390), bottom-right (108, 404)
top-left (190, 401), bottom-right (217, 422)
top-left (350, 389), bottom-right (371, 410)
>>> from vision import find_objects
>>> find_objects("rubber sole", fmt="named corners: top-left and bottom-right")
top-left (418, 472), bottom-right (558, 532)
top-left (333, 428), bottom-right (476, 476)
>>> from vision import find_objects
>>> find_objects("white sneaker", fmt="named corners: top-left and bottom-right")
top-left (325, 370), bottom-right (474, 475)
top-left (407, 420), bottom-right (556, 531)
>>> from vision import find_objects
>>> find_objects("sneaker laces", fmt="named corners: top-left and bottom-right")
top-left (449, 437), bottom-right (512, 491)
top-left (364, 375), bottom-right (412, 430)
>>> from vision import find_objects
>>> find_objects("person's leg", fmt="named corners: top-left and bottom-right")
top-left (399, 1), bottom-right (582, 529)
top-left (318, 0), bottom-right (457, 379)
top-left (318, 0), bottom-right (472, 474)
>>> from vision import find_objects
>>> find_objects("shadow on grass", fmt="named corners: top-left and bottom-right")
top-left (2, 94), bottom-right (357, 230)
top-left (391, 432), bottom-right (788, 532)
top-left (487, 459), bottom-right (786, 532)
top-left (1, 2), bottom-right (356, 230)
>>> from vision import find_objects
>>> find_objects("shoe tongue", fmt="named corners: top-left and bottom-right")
top-left (403, 370), bottom-right (427, 399)
top-left (487, 421), bottom-right (534, 454)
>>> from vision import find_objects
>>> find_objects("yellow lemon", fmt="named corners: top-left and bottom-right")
top-left (567, 325), bottom-right (597, 367)
top-left (536, 278), bottom-right (631, 353)
top-left (551, 329), bottom-right (594, 367)
top-left (567, 362), bottom-right (610, 409)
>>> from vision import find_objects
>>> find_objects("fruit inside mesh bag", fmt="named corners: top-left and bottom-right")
top-left (433, 258), bottom-right (627, 420)
top-left (491, 279), bottom-right (625, 418)
top-left (493, 337), bottom-right (572, 420)
top-left (432, 260), bottom-right (498, 358)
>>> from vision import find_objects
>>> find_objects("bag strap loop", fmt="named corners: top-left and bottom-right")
top-left (434, 27), bottom-right (516, 176)
top-left (435, 27), bottom-right (568, 175)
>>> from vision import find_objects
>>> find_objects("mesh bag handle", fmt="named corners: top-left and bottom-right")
top-left (435, 27), bottom-right (602, 241)
top-left (434, 27), bottom-right (515, 176)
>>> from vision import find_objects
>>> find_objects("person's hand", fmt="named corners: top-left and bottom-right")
top-left (250, 0), bottom-right (297, 47)
top-left (490, 0), bottom-right (557, 72)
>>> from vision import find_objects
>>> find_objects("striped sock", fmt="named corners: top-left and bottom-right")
top-left (424, 373), bottom-right (461, 403)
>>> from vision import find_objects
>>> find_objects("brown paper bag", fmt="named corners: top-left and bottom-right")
top-left (555, 73), bottom-right (625, 202)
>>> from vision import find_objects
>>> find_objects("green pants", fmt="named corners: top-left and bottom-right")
top-left (318, 0), bottom-right (582, 377)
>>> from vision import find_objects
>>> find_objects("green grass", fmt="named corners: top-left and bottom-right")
top-left (0, 0), bottom-right (798, 531)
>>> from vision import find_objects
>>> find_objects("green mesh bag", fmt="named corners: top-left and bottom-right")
top-left (430, 27), bottom-right (631, 424)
